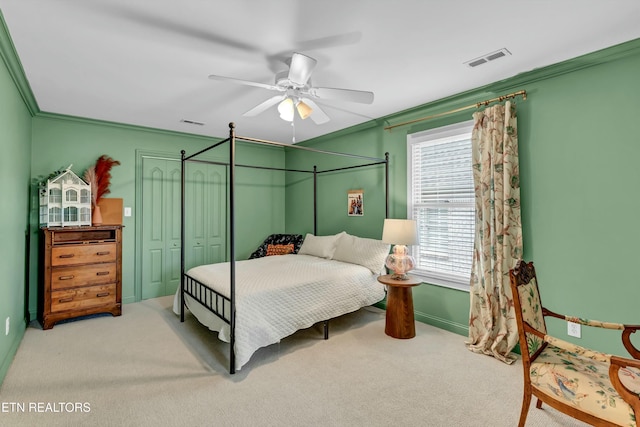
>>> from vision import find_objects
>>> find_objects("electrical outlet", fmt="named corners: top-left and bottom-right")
top-left (567, 321), bottom-right (581, 338)
top-left (5, 317), bottom-right (9, 336)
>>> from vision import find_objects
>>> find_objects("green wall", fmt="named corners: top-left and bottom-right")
top-left (288, 39), bottom-right (640, 354)
top-left (284, 125), bottom-right (389, 238)
top-left (285, 110), bottom-right (472, 335)
top-left (2, 9), bottom-right (639, 385)
top-left (0, 19), bottom-right (32, 383)
top-left (28, 116), bottom-right (285, 313)
top-left (516, 45), bottom-right (640, 354)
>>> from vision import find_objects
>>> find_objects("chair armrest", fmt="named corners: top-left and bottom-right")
top-left (609, 356), bottom-right (640, 417)
top-left (544, 307), bottom-right (626, 329)
top-left (611, 355), bottom-right (640, 372)
top-left (543, 307), bottom-right (640, 359)
top-left (622, 327), bottom-right (640, 359)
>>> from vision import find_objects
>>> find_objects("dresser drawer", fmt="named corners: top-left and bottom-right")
top-left (51, 263), bottom-right (116, 290)
top-left (51, 283), bottom-right (116, 313)
top-left (51, 243), bottom-right (116, 266)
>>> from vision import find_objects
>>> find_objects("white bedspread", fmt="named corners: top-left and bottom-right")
top-left (173, 254), bottom-right (385, 370)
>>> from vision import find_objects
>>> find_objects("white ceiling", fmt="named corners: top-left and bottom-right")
top-left (1, 1), bottom-right (639, 143)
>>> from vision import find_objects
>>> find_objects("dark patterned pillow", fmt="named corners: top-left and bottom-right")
top-left (249, 234), bottom-right (304, 259)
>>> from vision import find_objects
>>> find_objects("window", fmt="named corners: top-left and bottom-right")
top-left (81, 189), bottom-right (91, 204)
top-left (407, 120), bottom-right (475, 290)
top-left (50, 207), bottom-right (61, 223)
top-left (49, 188), bottom-right (62, 203)
top-left (66, 189), bottom-right (78, 202)
top-left (80, 207), bottom-right (91, 223)
top-left (64, 206), bottom-right (78, 222)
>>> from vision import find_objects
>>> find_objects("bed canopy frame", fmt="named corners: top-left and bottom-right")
top-left (179, 122), bottom-right (389, 374)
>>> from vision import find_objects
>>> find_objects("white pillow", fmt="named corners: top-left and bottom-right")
top-left (298, 232), bottom-right (345, 259)
top-left (331, 233), bottom-right (390, 274)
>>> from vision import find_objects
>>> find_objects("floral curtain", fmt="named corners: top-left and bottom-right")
top-left (466, 101), bottom-right (523, 364)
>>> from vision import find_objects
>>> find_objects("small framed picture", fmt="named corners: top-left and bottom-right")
top-left (348, 189), bottom-right (364, 216)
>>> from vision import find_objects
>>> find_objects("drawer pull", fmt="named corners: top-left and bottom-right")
top-left (96, 251), bottom-right (111, 256)
top-left (58, 275), bottom-right (75, 280)
top-left (58, 297), bottom-right (73, 303)
top-left (96, 271), bottom-right (110, 276)
top-left (59, 254), bottom-right (75, 259)
top-left (96, 292), bottom-right (110, 298)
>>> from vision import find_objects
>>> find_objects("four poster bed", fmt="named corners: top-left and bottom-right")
top-left (175, 123), bottom-right (390, 374)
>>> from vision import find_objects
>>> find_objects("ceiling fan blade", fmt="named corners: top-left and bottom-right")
top-left (295, 32), bottom-right (362, 52)
top-left (208, 74), bottom-right (282, 92)
top-left (300, 98), bottom-right (330, 124)
top-left (243, 95), bottom-right (285, 117)
top-left (288, 53), bottom-right (317, 86)
top-left (308, 87), bottom-right (374, 104)
top-left (87, 3), bottom-right (263, 55)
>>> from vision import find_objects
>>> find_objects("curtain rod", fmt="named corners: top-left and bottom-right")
top-left (383, 89), bottom-right (527, 131)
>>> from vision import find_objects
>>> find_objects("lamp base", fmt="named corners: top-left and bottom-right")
top-left (385, 246), bottom-right (415, 281)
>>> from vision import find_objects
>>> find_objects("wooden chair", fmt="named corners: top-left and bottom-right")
top-left (509, 260), bottom-right (640, 426)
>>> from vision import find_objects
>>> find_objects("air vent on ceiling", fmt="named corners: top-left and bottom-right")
top-left (180, 119), bottom-right (205, 126)
top-left (465, 48), bottom-right (511, 68)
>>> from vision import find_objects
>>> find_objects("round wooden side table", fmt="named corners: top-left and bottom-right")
top-left (377, 274), bottom-right (422, 339)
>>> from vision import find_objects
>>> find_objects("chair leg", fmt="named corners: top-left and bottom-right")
top-left (535, 398), bottom-right (543, 409)
top-left (518, 391), bottom-right (532, 427)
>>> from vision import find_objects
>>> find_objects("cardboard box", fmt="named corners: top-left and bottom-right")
top-left (97, 198), bottom-right (123, 225)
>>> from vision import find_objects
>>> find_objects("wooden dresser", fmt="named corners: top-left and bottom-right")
top-left (39, 226), bottom-right (122, 329)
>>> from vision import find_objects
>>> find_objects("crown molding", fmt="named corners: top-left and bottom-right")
top-left (2, 7), bottom-right (638, 142)
top-left (35, 111), bottom-right (284, 154)
top-left (382, 37), bottom-right (640, 129)
top-left (35, 111), bottom-right (218, 141)
top-left (491, 37), bottom-right (640, 91)
top-left (0, 11), bottom-right (38, 116)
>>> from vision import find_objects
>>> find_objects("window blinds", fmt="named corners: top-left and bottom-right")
top-left (409, 125), bottom-right (475, 286)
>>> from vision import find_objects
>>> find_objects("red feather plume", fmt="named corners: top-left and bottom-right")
top-left (94, 155), bottom-right (120, 204)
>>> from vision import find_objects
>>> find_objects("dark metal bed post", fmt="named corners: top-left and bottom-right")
top-left (384, 152), bottom-right (389, 218)
top-left (313, 165), bottom-right (317, 235)
top-left (180, 150), bottom-right (186, 322)
top-left (229, 122), bottom-right (237, 375)
top-left (313, 164), bottom-right (328, 338)
top-left (179, 127), bottom-right (389, 373)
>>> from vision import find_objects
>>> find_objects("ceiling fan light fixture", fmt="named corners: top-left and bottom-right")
top-left (278, 97), bottom-right (294, 122)
top-left (296, 100), bottom-right (313, 120)
top-left (210, 52), bottom-right (373, 126)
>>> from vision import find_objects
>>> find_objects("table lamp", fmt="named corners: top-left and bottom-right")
top-left (382, 219), bottom-right (418, 280)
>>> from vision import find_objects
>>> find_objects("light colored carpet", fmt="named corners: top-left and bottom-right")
top-left (0, 296), bottom-right (588, 426)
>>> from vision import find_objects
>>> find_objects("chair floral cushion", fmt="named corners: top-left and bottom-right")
top-left (530, 344), bottom-right (639, 426)
top-left (248, 234), bottom-right (304, 259)
top-left (517, 278), bottom-right (547, 354)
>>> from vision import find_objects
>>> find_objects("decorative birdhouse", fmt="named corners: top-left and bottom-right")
top-left (39, 167), bottom-right (92, 227)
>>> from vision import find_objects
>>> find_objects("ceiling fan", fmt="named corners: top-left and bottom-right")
top-left (208, 52), bottom-right (374, 125)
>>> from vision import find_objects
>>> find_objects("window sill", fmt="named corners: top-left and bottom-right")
top-left (411, 271), bottom-right (470, 293)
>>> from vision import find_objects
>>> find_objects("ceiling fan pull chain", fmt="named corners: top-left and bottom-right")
top-left (291, 118), bottom-right (296, 143)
